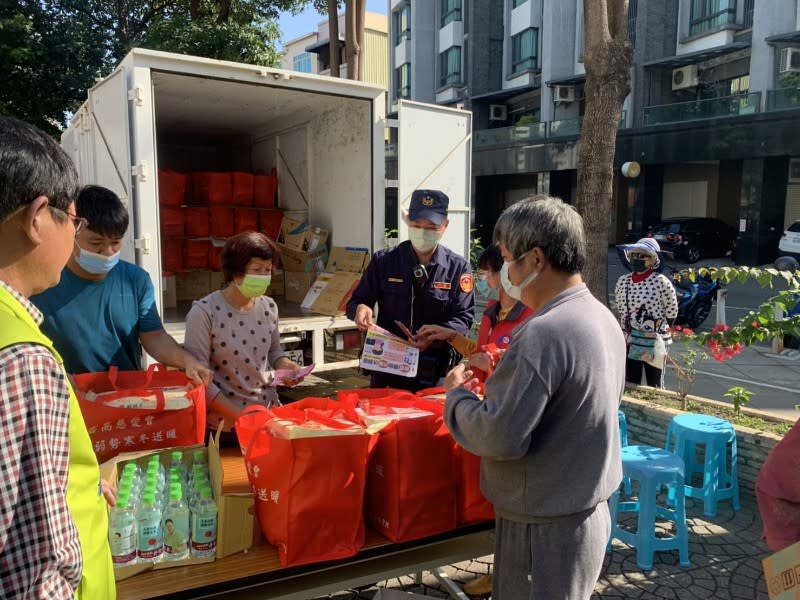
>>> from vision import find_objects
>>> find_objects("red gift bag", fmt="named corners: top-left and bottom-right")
top-left (339, 391), bottom-right (457, 543)
top-left (413, 388), bottom-right (494, 522)
top-left (159, 207), bottom-right (184, 238)
top-left (253, 174), bottom-right (277, 208)
top-left (183, 239), bottom-right (209, 269)
top-left (158, 169), bottom-right (187, 206)
top-left (234, 208), bottom-right (259, 232)
top-left (192, 172), bottom-right (232, 204)
top-left (161, 238), bottom-right (183, 272)
top-left (71, 364), bottom-right (206, 463)
top-left (231, 172), bottom-right (254, 206)
top-left (184, 207), bottom-right (210, 237)
top-left (236, 404), bottom-right (377, 567)
top-left (210, 206), bottom-right (235, 238)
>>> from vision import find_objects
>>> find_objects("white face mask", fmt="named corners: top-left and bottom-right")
top-left (500, 249), bottom-right (538, 300)
top-left (408, 226), bottom-right (442, 253)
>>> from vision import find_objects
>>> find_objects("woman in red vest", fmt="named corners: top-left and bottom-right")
top-left (418, 243), bottom-right (533, 381)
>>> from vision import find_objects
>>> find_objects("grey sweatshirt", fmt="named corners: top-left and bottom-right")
top-left (445, 284), bottom-right (626, 521)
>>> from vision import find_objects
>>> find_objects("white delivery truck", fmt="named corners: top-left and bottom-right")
top-left (62, 48), bottom-right (472, 371)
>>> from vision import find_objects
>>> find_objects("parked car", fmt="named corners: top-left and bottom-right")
top-left (649, 217), bottom-right (737, 263)
top-left (778, 220), bottom-right (800, 260)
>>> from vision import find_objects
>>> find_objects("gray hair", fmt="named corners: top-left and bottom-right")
top-left (493, 195), bottom-right (586, 274)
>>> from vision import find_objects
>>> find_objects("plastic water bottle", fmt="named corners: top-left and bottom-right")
top-left (109, 493), bottom-right (137, 568)
top-left (169, 450), bottom-right (187, 485)
top-left (191, 487), bottom-right (217, 558)
top-left (137, 492), bottom-right (163, 563)
top-left (163, 484), bottom-right (190, 561)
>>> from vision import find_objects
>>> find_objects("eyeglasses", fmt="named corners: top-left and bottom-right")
top-left (628, 252), bottom-right (652, 260)
top-left (50, 206), bottom-right (89, 235)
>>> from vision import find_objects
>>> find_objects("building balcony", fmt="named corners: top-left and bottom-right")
top-left (766, 88), bottom-right (800, 112)
top-left (474, 123), bottom-right (547, 147)
top-left (473, 111), bottom-right (627, 149)
top-left (642, 92), bottom-right (761, 126)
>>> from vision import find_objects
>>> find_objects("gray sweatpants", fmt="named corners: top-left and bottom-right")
top-left (493, 503), bottom-right (610, 600)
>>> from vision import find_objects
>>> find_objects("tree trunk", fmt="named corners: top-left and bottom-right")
top-left (575, 0), bottom-right (632, 304)
top-left (344, 0), bottom-right (357, 79)
top-left (190, 0), bottom-right (201, 20)
top-left (327, 0), bottom-right (340, 77)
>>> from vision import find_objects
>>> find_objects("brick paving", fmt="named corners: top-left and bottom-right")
top-left (313, 492), bottom-right (771, 599)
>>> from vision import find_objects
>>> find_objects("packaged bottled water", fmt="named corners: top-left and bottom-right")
top-left (137, 492), bottom-right (163, 563)
top-left (108, 493), bottom-right (137, 568)
top-left (190, 487), bottom-right (217, 559)
top-left (169, 450), bottom-right (187, 485)
top-left (192, 449), bottom-right (208, 475)
top-left (163, 484), bottom-right (190, 561)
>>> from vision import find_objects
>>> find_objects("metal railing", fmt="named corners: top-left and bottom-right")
top-left (766, 88), bottom-right (800, 112)
top-left (642, 92), bottom-right (761, 126)
top-left (743, 0), bottom-right (755, 29)
top-left (472, 110), bottom-right (628, 148)
top-left (549, 117), bottom-right (582, 137)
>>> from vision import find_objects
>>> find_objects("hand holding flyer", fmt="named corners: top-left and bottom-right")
top-left (274, 364), bottom-right (315, 386)
top-left (360, 325), bottom-right (419, 378)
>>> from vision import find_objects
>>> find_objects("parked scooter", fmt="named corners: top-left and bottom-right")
top-left (616, 247), bottom-right (721, 330)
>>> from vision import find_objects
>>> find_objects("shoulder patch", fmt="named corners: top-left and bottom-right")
top-left (459, 273), bottom-right (474, 293)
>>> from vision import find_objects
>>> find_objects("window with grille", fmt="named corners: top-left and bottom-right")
top-left (690, 0), bottom-right (736, 36)
top-left (511, 28), bottom-right (538, 74)
top-left (440, 47), bottom-right (462, 87)
top-left (441, 0), bottom-right (462, 27)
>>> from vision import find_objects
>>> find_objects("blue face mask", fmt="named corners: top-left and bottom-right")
top-left (75, 245), bottom-right (120, 275)
top-left (475, 276), bottom-right (499, 300)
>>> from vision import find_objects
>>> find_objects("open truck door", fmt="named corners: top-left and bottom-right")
top-left (65, 67), bottom-right (162, 309)
top-left (397, 100), bottom-right (472, 260)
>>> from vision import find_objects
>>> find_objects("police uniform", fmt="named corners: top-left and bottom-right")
top-left (346, 190), bottom-right (475, 391)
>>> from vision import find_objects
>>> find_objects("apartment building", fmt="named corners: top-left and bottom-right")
top-left (388, 0), bottom-right (800, 265)
top-left (282, 11), bottom-right (389, 89)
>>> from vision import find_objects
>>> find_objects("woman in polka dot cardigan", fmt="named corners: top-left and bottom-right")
top-left (614, 238), bottom-right (678, 388)
top-left (184, 232), bottom-right (305, 436)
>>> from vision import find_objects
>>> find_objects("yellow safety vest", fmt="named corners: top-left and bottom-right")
top-left (0, 286), bottom-right (116, 599)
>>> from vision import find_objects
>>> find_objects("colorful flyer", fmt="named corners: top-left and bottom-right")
top-left (359, 325), bottom-right (419, 378)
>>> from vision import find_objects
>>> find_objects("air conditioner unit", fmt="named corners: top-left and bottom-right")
top-left (672, 65), bottom-right (699, 91)
top-left (780, 47), bottom-right (800, 74)
top-left (489, 104), bottom-right (507, 121)
top-left (554, 85), bottom-right (576, 103)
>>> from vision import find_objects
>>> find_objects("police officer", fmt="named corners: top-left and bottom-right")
top-left (346, 189), bottom-right (475, 391)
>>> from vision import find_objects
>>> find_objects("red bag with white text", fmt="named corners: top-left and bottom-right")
top-left (337, 390), bottom-right (457, 542)
top-left (72, 364), bottom-right (206, 462)
top-left (236, 402), bottom-right (377, 567)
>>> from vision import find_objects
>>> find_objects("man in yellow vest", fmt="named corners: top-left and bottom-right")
top-left (0, 116), bottom-right (116, 598)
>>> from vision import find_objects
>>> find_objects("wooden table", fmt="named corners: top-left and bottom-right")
top-left (116, 523), bottom-right (493, 599)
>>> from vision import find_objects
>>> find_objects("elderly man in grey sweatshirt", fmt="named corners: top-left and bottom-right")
top-left (445, 196), bottom-right (626, 600)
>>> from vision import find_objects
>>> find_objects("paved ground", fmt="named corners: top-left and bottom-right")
top-left (310, 489), bottom-right (770, 600)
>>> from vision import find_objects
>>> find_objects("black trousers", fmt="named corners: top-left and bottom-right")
top-left (625, 356), bottom-right (664, 388)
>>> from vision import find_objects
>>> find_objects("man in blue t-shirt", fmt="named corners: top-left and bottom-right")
top-left (32, 186), bottom-right (211, 384)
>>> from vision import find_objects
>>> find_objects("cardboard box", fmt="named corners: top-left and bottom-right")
top-left (278, 243), bottom-right (328, 274)
top-left (326, 246), bottom-right (370, 274)
top-left (277, 216), bottom-right (329, 252)
top-left (175, 271), bottom-right (211, 301)
top-left (162, 275), bottom-right (177, 309)
top-left (100, 428), bottom-right (254, 581)
top-left (268, 270), bottom-right (285, 297)
top-left (311, 271), bottom-right (361, 317)
top-left (285, 271), bottom-right (315, 304)
top-left (763, 540), bottom-right (800, 598)
top-left (209, 271), bottom-right (225, 293)
top-left (300, 272), bottom-right (334, 309)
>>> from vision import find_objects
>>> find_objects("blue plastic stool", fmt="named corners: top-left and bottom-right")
top-left (618, 410), bottom-right (629, 447)
top-left (665, 413), bottom-right (741, 517)
top-left (618, 410), bottom-right (632, 495)
top-left (607, 445), bottom-right (690, 571)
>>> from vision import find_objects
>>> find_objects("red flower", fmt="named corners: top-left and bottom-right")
top-left (712, 324), bottom-right (730, 334)
top-left (751, 321), bottom-right (759, 329)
